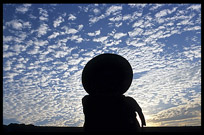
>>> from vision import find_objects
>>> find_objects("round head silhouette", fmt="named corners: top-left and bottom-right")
top-left (82, 53), bottom-right (133, 95)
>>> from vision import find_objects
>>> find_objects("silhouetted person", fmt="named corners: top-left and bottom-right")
top-left (82, 53), bottom-right (146, 132)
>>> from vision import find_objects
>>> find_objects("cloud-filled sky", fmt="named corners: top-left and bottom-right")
top-left (3, 4), bottom-right (201, 127)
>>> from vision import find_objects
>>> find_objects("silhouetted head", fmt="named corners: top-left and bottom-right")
top-left (82, 53), bottom-right (133, 95)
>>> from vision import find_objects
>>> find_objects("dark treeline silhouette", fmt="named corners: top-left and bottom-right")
top-left (82, 53), bottom-right (146, 132)
top-left (3, 123), bottom-right (35, 132)
top-left (3, 123), bottom-right (84, 133)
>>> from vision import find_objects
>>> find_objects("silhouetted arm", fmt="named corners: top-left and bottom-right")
top-left (134, 100), bottom-right (146, 127)
top-left (137, 108), bottom-right (146, 127)
top-left (126, 97), bottom-right (146, 127)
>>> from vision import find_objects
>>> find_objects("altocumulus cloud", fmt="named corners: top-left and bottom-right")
top-left (3, 4), bottom-right (201, 127)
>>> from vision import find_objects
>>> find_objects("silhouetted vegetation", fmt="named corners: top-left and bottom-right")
top-left (3, 123), bottom-right (84, 132)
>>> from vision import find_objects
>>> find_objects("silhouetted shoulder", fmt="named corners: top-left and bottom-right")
top-left (82, 95), bottom-right (89, 107)
top-left (125, 96), bottom-right (142, 112)
top-left (82, 95), bottom-right (88, 102)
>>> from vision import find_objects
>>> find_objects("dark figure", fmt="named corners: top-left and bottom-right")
top-left (82, 53), bottom-right (146, 132)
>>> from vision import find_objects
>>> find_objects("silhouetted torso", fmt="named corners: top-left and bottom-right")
top-left (82, 95), bottom-right (141, 132)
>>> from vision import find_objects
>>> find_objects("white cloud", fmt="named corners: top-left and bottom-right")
top-left (106, 5), bottom-right (122, 16)
top-left (132, 20), bottom-right (144, 28)
top-left (37, 23), bottom-right (49, 37)
top-left (53, 16), bottom-right (64, 28)
top-left (10, 44), bottom-right (26, 54)
top-left (148, 101), bottom-right (201, 126)
top-left (93, 8), bottom-right (100, 15)
top-left (128, 4), bottom-right (147, 9)
top-left (115, 22), bottom-right (122, 27)
top-left (23, 21), bottom-right (31, 28)
top-left (184, 26), bottom-right (201, 31)
top-left (78, 24), bottom-right (83, 31)
top-left (3, 44), bottom-right (9, 52)
top-left (106, 39), bottom-right (122, 46)
top-left (187, 4), bottom-right (201, 11)
top-left (40, 74), bottom-right (49, 83)
top-left (11, 32), bottom-right (28, 44)
top-left (15, 63), bottom-right (25, 69)
top-left (39, 8), bottom-right (48, 21)
top-left (48, 32), bottom-right (60, 39)
top-left (168, 7), bottom-right (177, 14)
top-left (149, 4), bottom-right (163, 11)
top-left (34, 40), bottom-right (48, 46)
top-left (3, 52), bottom-right (16, 58)
top-left (87, 30), bottom-right (100, 36)
top-left (68, 28), bottom-right (78, 34)
top-left (68, 14), bottom-right (76, 21)
top-left (16, 4), bottom-right (31, 14)
top-left (56, 63), bottom-right (68, 71)
top-left (82, 51), bottom-right (95, 58)
top-left (155, 9), bottom-right (168, 18)
top-left (95, 30), bottom-right (101, 35)
top-left (29, 14), bottom-right (37, 19)
top-left (6, 20), bottom-right (23, 30)
top-left (155, 7), bottom-right (177, 18)
top-left (109, 15), bottom-right (122, 22)
top-left (183, 45), bottom-right (201, 60)
top-left (122, 14), bottom-right (131, 21)
top-left (4, 60), bottom-right (12, 71)
top-left (93, 36), bottom-right (108, 43)
top-left (69, 35), bottom-right (83, 43)
top-left (113, 32), bottom-right (127, 39)
top-left (143, 29), bottom-right (155, 36)
top-left (61, 26), bottom-right (78, 34)
top-left (72, 53), bottom-right (79, 58)
top-left (132, 11), bottom-right (143, 18)
top-left (89, 14), bottom-right (105, 24)
top-left (3, 72), bottom-right (19, 82)
top-left (3, 36), bottom-right (13, 43)
top-left (127, 40), bottom-right (146, 47)
top-left (88, 5), bottom-right (122, 24)
top-left (128, 28), bottom-right (144, 37)
top-left (27, 46), bottom-right (40, 55)
top-left (76, 38), bottom-right (83, 43)
top-left (18, 57), bottom-right (27, 63)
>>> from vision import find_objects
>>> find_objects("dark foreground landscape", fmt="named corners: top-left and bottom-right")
top-left (3, 123), bottom-right (202, 134)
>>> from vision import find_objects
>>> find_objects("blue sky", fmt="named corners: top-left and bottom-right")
top-left (3, 4), bottom-right (201, 127)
